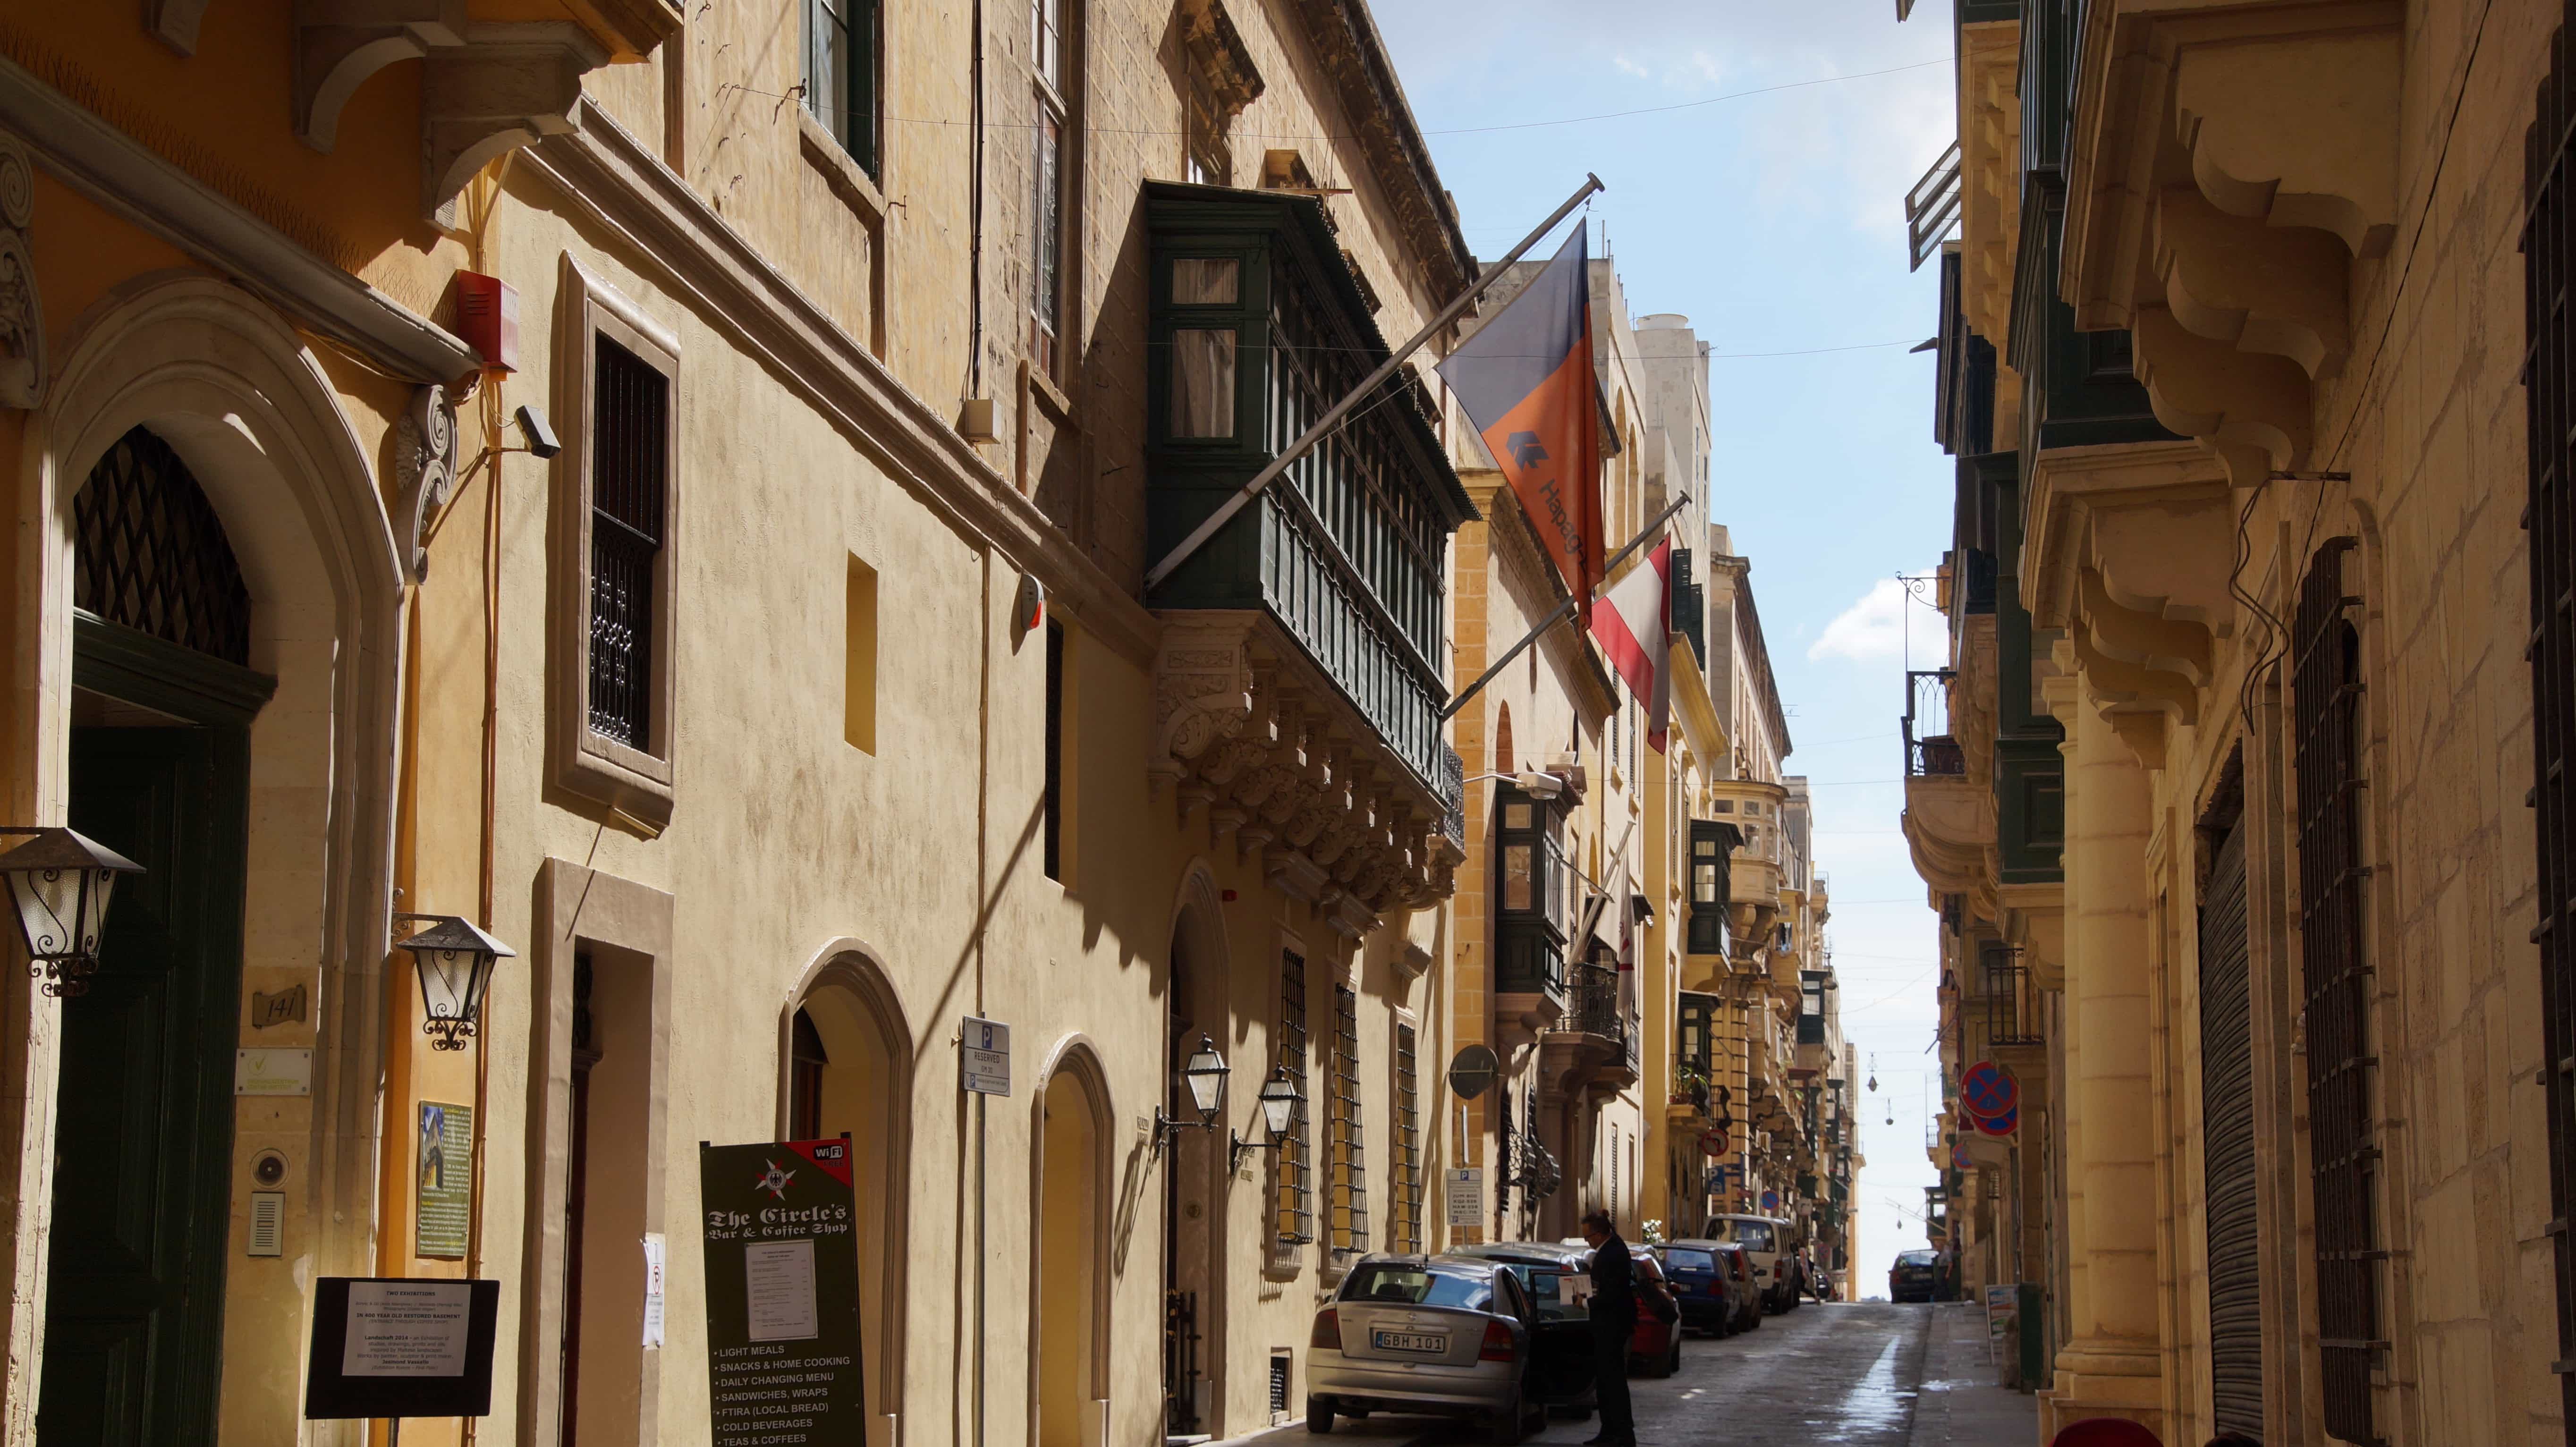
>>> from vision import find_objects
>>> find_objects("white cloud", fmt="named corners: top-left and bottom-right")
top-left (1807, 578), bottom-right (1911, 663)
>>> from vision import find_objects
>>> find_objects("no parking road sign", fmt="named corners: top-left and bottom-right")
top-left (1974, 1103), bottom-right (2018, 1137)
top-left (1961, 1061), bottom-right (2018, 1123)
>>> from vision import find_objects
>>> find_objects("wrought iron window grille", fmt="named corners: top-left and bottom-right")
top-left (74, 427), bottom-right (253, 665)
top-left (2290, 535), bottom-right (2387, 1447)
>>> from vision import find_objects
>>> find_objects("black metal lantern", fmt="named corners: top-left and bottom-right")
top-left (0, 827), bottom-right (143, 999)
top-left (1180, 1034), bottom-right (1229, 1123)
top-left (396, 914), bottom-right (516, 1051)
top-left (1231, 1065), bottom-right (1302, 1166)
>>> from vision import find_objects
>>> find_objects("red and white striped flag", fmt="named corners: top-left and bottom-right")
top-left (1589, 537), bottom-right (1673, 752)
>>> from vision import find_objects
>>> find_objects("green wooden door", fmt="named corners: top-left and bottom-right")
top-left (40, 649), bottom-right (256, 1444)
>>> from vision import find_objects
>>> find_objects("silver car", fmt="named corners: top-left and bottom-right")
top-left (1305, 1254), bottom-right (1565, 1444)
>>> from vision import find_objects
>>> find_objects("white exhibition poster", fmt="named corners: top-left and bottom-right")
top-left (642, 1234), bottom-right (667, 1348)
top-left (742, 1238), bottom-right (820, 1342)
top-left (341, 1279), bottom-right (473, 1378)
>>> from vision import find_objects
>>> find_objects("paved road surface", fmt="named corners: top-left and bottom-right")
top-left (1250, 1300), bottom-right (2035, 1447)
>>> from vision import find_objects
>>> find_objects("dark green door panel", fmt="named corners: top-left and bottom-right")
top-left (42, 628), bottom-right (261, 1447)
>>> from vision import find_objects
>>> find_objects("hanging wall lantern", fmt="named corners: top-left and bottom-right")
top-left (395, 914), bottom-right (517, 1051)
top-left (1232, 1065), bottom-right (1302, 1167)
top-left (0, 827), bottom-right (144, 999)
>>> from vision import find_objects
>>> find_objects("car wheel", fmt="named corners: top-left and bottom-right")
top-left (1665, 1341), bottom-right (1683, 1377)
top-left (1486, 1394), bottom-right (1529, 1447)
top-left (1305, 1397), bottom-right (1334, 1434)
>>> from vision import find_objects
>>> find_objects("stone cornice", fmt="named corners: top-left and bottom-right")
top-left (1288, 0), bottom-right (1476, 300)
top-left (519, 98), bottom-right (1161, 667)
top-left (0, 51), bottom-right (477, 385)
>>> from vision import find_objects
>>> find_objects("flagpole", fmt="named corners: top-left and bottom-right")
top-left (1439, 491), bottom-right (1692, 722)
top-left (1142, 173), bottom-right (1607, 594)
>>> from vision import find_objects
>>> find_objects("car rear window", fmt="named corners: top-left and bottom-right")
top-left (1897, 1250), bottom-right (1938, 1266)
top-left (1724, 1221), bottom-right (1777, 1252)
top-left (1340, 1263), bottom-right (1492, 1310)
top-left (1664, 1248), bottom-right (1716, 1272)
top-left (1496, 1265), bottom-right (1586, 1320)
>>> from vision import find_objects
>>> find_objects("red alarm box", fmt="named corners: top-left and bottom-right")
top-left (456, 271), bottom-right (518, 374)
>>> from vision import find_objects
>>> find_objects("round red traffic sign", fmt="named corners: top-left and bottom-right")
top-left (1975, 1103), bottom-right (2017, 1137)
top-left (1961, 1061), bottom-right (2018, 1121)
top-left (1698, 1128), bottom-right (1730, 1158)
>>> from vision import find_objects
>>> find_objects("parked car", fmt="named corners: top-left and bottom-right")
top-left (1625, 1247), bottom-right (1684, 1378)
top-left (1707, 1213), bottom-right (1794, 1312)
top-left (1441, 1243), bottom-right (1602, 1414)
top-left (1657, 1239), bottom-right (1761, 1336)
top-left (1307, 1254), bottom-right (1593, 1444)
top-left (1890, 1248), bottom-right (1939, 1303)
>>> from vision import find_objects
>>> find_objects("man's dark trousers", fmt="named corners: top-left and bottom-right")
top-left (1590, 1306), bottom-right (1636, 1444)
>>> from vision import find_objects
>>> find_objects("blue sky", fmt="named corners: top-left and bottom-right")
top-left (1375, 0), bottom-right (1964, 1281)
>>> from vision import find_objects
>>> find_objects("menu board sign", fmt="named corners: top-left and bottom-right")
top-left (698, 1138), bottom-right (866, 1447)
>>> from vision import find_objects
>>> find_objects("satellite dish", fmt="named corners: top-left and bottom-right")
top-left (1447, 1044), bottom-right (1500, 1100)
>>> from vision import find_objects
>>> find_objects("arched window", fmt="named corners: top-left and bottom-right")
top-left (74, 426), bottom-right (251, 664)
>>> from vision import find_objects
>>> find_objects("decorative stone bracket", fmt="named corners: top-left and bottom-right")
top-left (2066, 1), bottom-right (2399, 482)
top-left (394, 382), bottom-right (459, 581)
top-left (0, 131), bottom-right (40, 410)
top-left (2025, 441), bottom-right (2235, 768)
top-left (1152, 616), bottom-right (1459, 930)
top-left (294, 4), bottom-right (610, 221)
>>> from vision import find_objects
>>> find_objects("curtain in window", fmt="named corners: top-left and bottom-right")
top-left (1169, 330), bottom-right (1236, 438)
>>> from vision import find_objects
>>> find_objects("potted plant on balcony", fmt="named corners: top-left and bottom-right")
top-left (1671, 1058), bottom-right (1712, 1109)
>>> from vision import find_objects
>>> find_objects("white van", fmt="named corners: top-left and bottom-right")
top-left (1706, 1214), bottom-right (1793, 1312)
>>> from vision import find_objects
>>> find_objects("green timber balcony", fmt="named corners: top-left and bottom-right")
top-left (1142, 181), bottom-right (1477, 926)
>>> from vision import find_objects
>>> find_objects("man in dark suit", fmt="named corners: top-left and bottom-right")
top-left (1578, 1209), bottom-right (1637, 1447)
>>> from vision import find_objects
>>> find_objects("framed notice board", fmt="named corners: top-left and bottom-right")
top-left (303, 1277), bottom-right (500, 1420)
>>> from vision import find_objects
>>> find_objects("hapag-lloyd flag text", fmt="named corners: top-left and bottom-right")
top-left (1437, 223), bottom-right (1605, 605)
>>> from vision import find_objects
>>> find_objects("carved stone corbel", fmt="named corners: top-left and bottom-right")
top-left (296, 0), bottom-right (469, 152)
top-left (394, 382), bottom-right (459, 580)
top-left (0, 133), bottom-right (39, 409)
top-left (151, 0), bottom-right (218, 56)
top-left (423, 24), bottom-right (609, 222)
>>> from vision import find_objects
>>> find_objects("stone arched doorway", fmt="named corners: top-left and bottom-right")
top-left (40, 424), bottom-right (273, 1445)
top-left (783, 949), bottom-right (914, 1439)
top-left (1033, 1047), bottom-right (1109, 1447)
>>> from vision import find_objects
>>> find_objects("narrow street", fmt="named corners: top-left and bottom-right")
top-left (1290, 1301), bottom-right (2034, 1447)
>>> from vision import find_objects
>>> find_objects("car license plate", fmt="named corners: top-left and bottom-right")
top-left (1372, 1330), bottom-right (1448, 1354)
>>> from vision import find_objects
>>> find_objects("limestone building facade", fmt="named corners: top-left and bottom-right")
top-left (1898, 0), bottom-right (2576, 1442)
top-left (0, 1), bottom-right (1504, 1443)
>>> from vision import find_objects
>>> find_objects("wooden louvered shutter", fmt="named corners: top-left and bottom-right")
top-left (2198, 817), bottom-right (2263, 1433)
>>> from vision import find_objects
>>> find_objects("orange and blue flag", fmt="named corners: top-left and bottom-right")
top-left (1438, 222), bottom-right (1605, 604)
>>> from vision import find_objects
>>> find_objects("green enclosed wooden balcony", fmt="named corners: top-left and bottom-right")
top-left (1141, 181), bottom-right (1476, 923)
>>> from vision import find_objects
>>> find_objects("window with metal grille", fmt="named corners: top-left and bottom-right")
top-left (805, 0), bottom-right (879, 175)
top-left (2526, 31), bottom-right (2576, 1439)
top-left (1392, 1023), bottom-right (1422, 1253)
top-left (1275, 952), bottom-right (1313, 1246)
top-left (2290, 535), bottom-right (2385, 1446)
top-left (1266, 1349), bottom-right (1290, 1418)
top-left (1329, 985), bottom-right (1367, 1254)
top-left (74, 427), bottom-right (252, 665)
top-left (587, 335), bottom-right (668, 750)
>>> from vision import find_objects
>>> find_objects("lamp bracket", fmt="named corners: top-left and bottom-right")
top-left (1229, 1129), bottom-right (1283, 1169)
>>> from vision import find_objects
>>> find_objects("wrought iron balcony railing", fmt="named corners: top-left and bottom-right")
top-left (1981, 947), bottom-right (2044, 1048)
top-left (1439, 745), bottom-right (1465, 846)
top-left (1904, 668), bottom-right (1966, 777)
top-left (1552, 963), bottom-right (1635, 1067)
